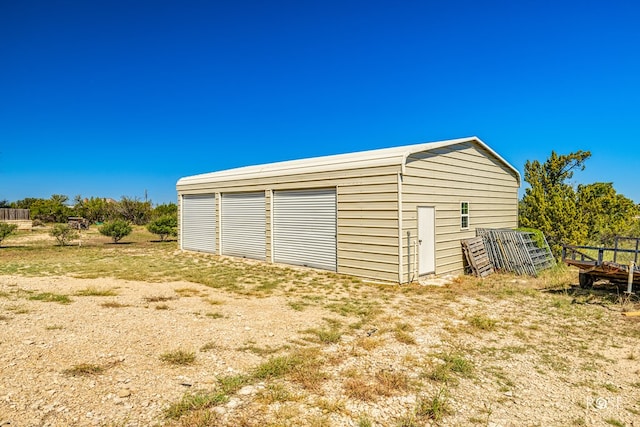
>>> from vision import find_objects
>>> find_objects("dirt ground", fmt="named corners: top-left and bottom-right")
top-left (0, 229), bottom-right (639, 426)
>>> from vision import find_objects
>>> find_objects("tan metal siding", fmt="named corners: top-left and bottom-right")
top-left (402, 142), bottom-right (519, 280)
top-left (179, 167), bottom-right (401, 283)
top-left (177, 139), bottom-right (518, 284)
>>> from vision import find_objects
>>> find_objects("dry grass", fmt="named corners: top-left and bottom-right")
top-left (160, 350), bottom-right (196, 366)
top-left (74, 287), bottom-right (118, 297)
top-left (3, 227), bottom-right (640, 427)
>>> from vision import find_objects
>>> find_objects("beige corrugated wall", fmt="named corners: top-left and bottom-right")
top-left (401, 142), bottom-right (519, 282)
top-left (177, 140), bottom-right (519, 283)
top-left (177, 165), bottom-right (402, 283)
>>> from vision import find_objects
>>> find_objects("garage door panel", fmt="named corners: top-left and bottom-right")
top-left (221, 192), bottom-right (266, 260)
top-left (274, 189), bottom-right (336, 271)
top-left (182, 195), bottom-right (216, 253)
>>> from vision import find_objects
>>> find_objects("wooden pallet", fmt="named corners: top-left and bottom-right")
top-left (462, 237), bottom-right (494, 277)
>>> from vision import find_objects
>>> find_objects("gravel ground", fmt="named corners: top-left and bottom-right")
top-left (1, 271), bottom-right (639, 427)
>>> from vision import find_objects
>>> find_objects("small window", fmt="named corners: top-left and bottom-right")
top-left (460, 202), bottom-right (469, 229)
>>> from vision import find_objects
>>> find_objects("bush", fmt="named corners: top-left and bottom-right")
top-left (0, 222), bottom-right (18, 246)
top-left (152, 203), bottom-right (177, 218)
top-left (99, 219), bottom-right (132, 243)
top-left (50, 224), bottom-right (79, 246)
top-left (147, 214), bottom-right (178, 241)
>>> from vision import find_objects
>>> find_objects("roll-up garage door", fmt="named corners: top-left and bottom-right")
top-left (181, 194), bottom-right (216, 253)
top-left (273, 189), bottom-right (336, 271)
top-left (221, 192), bottom-right (266, 260)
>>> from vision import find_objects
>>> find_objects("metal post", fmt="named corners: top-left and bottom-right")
top-left (407, 231), bottom-right (411, 283)
top-left (626, 262), bottom-right (635, 294)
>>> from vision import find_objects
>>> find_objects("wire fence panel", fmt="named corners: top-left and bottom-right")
top-left (476, 229), bottom-right (555, 276)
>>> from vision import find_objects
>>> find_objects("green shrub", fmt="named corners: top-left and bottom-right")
top-left (0, 222), bottom-right (18, 246)
top-left (147, 214), bottom-right (178, 241)
top-left (49, 223), bottom-right (79, 246)
top-left (98, 219), bottom-right (132, 243)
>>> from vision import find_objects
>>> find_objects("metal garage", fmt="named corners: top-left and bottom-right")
top-left (177, 137), bottom-right (520, 283)
top-left (220, 192), bottom-right (266, 260)
top-left (181, 194), bottom-right (216, 253)
top-left (273, 188), bottom-right (337, 271)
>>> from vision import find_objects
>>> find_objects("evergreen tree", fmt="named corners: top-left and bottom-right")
top-left (519, 150), bottom-right (591, 255)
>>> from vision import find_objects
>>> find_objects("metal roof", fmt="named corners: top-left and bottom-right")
top-left (177, 136), bottom-right (520, 186)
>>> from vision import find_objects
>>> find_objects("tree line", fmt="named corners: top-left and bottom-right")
top-left (2, 150), bottom-right (639, 255)
top-left (519, 151), bottom-right (640, 256)
top-left (0, 195), bottom-right (178, 244)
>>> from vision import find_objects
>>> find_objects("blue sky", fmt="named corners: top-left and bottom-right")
top-left (1, 0), bottom-right (639, 205)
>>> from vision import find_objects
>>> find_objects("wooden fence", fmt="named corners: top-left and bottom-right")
top-left (0, 208), bottom-right (30, 221)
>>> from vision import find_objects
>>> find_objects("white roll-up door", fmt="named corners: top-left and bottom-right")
top-left (181, 194), bottom-right (216, 253)
top-left (221, 192), bottom-right (266, 260)
top-left (273, 188), bottom-right (336, 271)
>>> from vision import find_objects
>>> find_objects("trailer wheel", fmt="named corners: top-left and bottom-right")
top-left (579, 272), bottom-right (594, 289)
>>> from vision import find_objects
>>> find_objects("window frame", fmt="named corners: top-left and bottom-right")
top-left (460, 201), bottom-right (470, 230)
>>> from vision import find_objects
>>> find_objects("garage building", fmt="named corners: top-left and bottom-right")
top-left (176, 136), bottom-right (520, 283)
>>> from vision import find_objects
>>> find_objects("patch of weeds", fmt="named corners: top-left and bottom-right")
top-left (160, 349), bottom-right (196, 366)
top-left (0, 314), bottom-right (11, 321)
top-left (0, 291), bottom-right (10, 298)
top-left (63, 363), bottom-right (105, 376)
top-left (315, 397), bottom-right (345, 413)
top-left (174, 287), bottom-right (203, 297)
top-left (256, 383), bottom-right (294, 404)
top-left (394, 329), bottom-right (417, 345)
top-left (427, 351), bottom-right (474, 384)
top-left (343, 376), bottom-right (376, 401)
top-left (63, 360), bottom-right (120, 377)
top-left (396, 413), bottom-right (419, 427)
top-left (237, 342), bottom-right (283, 356)
top-left (326, 299), bottom-right (381, 322)
top-left (74, 287), bottom-right (118, 297)
top-left (202, 298), bottom-right (223, 305)
top-left (467, 314), bottom-right (497, 331)
top-left (200, 341), bottom-right (216, 352)
top-left (144, 295), bottom-right (175, 303)
top-left (164, 390), bottom-right (228, 420)
top-left (357, 416), bottom-right (373, 427)
top-left (604, 419), bottom-right (625, 427)
top-left (375, 370), bottom-right (411, 396)
top-left (252, 354), bottom-right (304, 380)
top-left (155, 303), bottom-right (170, 310)
top-left (288, 300), bottom-right (308, 311)
top-left (205, 311), bottom-right (224, 319)
top-left (539, 351), bottom-right (570, 372)
top-left (5, 305), bottom-right (30, 314)
top-left (45, 324), bottom-right (64, 330)
top-left (305, 327), bottom-right (342, 344)
top-left (100, 301), bottom-right (129, 308)
top-left (355, 336), bottom-right (384, 351)
top-left (603, 383), bottom-right (619, 393)
top-left (28, 292), bottom-right (72, 304)
top-left (278, 347), bottom-right (327, 391)
top-left (217, 374), bottom-right (248, 394)
top-left (415, 388), bottom-right (451, 422)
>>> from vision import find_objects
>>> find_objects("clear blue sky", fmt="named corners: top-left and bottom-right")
top-left (2, 0), bottom-right (639, 205)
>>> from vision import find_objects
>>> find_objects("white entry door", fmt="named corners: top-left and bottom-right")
top-left (418, 206), bottom-right (436, 275)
